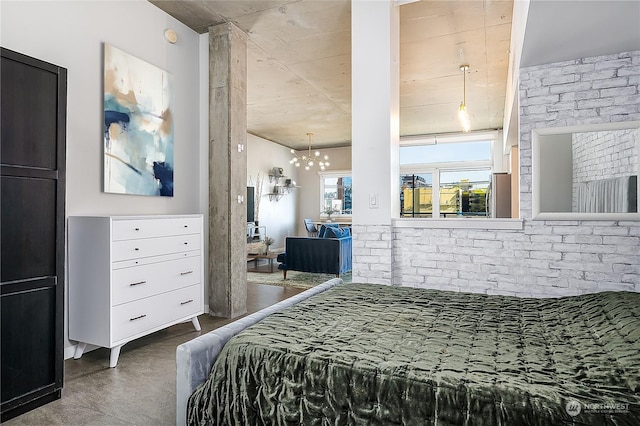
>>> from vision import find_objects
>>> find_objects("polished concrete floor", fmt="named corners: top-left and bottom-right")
top-left (6, 283), bottom-right (303, 426)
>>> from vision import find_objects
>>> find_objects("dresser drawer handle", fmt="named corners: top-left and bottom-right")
top-left (134, 227), bottom-right (140, 231)
top-left (129, 281), bottom-right (147, 286)
top-left (130, 314), bottom-right (147, 321)
top-left (180, 299), bottom-right (194, 305)
top-left (180, 270), bottom-right (194, 276)
top-left (134, 248), bottom-right (140, 251)
top-left (183, 242), bottom-right (188, 245)
top-left (184, 225), bottom-right (188, 228)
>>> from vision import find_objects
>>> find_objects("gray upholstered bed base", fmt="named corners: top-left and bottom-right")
top-left (175, 278), bottom-right (343, 425)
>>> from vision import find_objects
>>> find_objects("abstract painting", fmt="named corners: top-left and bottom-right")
top-left (104, 43), bottom-right (174, 196)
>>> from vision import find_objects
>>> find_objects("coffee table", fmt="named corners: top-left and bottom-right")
top-left (247, 251), bottom-right (280, 273)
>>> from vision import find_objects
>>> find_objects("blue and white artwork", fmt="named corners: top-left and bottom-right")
top-left (104, 43), bottom-right (174, 196)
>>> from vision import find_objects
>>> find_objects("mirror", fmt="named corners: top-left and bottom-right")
top-left (532, 122), bottom-right (639, 220)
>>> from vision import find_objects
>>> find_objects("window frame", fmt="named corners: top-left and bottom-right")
top-left (399, 132), bottom-right (497, 220)
top-left (318, 170), bottom-right (352, 217)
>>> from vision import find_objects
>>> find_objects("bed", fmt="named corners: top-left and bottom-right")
top-left (177, 280), bottom-right (640, 425)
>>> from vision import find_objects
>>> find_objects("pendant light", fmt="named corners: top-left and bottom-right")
top-left (289, 132), bottom-right (330, 171)
top-left (458, 65), bottom-right (471, 133)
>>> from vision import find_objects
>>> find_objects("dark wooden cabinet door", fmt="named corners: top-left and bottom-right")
top-left (0, 47), bottom-right (66, 421)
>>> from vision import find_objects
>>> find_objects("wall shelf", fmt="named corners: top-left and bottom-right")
top-left (267, 167), bottom-right (298, 201)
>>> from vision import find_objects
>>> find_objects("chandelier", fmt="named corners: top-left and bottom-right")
top-left (458, 65), bottom-right (471, 133)
top-left (289, 132), bottom-right (330, 171)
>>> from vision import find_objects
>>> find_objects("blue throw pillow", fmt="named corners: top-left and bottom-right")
top-left (318, 223), bottom-right (340, 238)
top-left (325, 226), bottom-right (350, 238)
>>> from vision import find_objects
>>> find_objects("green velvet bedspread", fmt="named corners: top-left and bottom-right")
top-left (187, 284), bottom-right (640, 425)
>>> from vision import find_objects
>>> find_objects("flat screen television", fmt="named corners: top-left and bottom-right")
top-left (247, 186), bottom-right (255, 223)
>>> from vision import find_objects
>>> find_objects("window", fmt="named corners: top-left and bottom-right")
top-left (400, 135), bottom-right (494, 218)
top-left (320, 172), bottom-right (352, 215)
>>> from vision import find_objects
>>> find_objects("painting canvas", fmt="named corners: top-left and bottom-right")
top-left (104, 43), bottom-right (174, 196)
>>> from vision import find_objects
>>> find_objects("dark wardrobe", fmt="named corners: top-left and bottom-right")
top-left (1, 48), bottom-right (67, 421)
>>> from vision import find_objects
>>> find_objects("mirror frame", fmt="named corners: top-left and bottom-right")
top-left (532, 121), bottom-right (640, 221)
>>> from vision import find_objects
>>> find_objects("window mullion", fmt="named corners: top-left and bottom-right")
top-left (432, 168), bottom-right (440, 218)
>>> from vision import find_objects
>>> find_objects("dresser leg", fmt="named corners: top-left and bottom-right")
top-left (191, 316), bottom-right (201, 332)
top-left (74, 342), bottom-right (87, 359)
top-left (109, 345), bottom-right (123, 368)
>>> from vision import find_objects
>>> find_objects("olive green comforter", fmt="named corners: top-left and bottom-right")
top-left (187, 284), bottom-right (640, 425)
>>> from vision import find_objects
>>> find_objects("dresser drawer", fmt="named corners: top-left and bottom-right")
top-left (111, 284), bottom-right (202, 344)
top-left (112, 217), bottom-right (201, 241)
top-left (112, 256), bottom-right (201, 306)
top-left (112, 234), bottom-right (200, 262)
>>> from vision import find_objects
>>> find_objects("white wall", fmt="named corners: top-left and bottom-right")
top-left (295, 146), bottom-right (352, 236)
top-left (246, 134), bottom-right (299, 249)
top-left (1, 1), bottom-right (202, 355)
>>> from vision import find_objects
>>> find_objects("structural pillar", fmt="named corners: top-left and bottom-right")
top-left (208, 22), bottom-right (248, 318)
top-left (351, 0), bottom-right (400, 284)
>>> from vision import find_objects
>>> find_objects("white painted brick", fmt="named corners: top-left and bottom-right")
top-left (562, 252), bottom-right (600, 263)
top-left (417, 267), bottom-right (441, 277)
top-left (581, 69), bottom-right (617, 81)
top-left (600, 105), bottom-right (638, 115)
top-left (370, 248), bottom-right (391, 257)
top-left (411, 259), bottom-right (437, 268)
top-left (522, 94), bottom-right (560, 106)
top-left (473, 239), bottom-right (503, 249)
top-left (551, 225), bottom-right (594, 235)
top-left (592, 226), bottom-right (630, 236)
top-left (617, 245), bottom-right (640, 255)
top-left (486, 273), bottom-right (517, 283)
top-left (436, 261), bottom-right (464, 271)
top-left (562, 235), bottom-right (603, 244)
top-left (613, 94), bottom-right (640, 105)
top-left (602, 254), bottom-right (640, 264)
top-left (617, 65), bottom-right (640, 76)
top-left (522, 258), bottom-right (552, 269)
top-left (576, 98), bottom-right (615, 109)
top-left (551, 260), bottom-right (613, 272)
top-left (546, 101), bottom-right (577, 112)
top-left (579, 244), bottom-right (617, 254)
top-left (549, 81), bottom-right (592, 94)
top-left (622, 274), bottom-right (640, 284)
top-left (401, 274), bottom-right (425, 284)
top-left (550, 243), bottom-right (583, 253)
top-left (568, 279), bottom-right (599, 290)
top-left (530, 250), bottom-right (563, 260)
top-left (425, 276), bottom-right (453, 286)
top-left (353, 248), bottom-right (371, 256)
top-left (562, 63), bottom-right (595, 74)
top-left (596, 282), bottom-right (635, 292)
top-left (594, 58), bottom-right (633, 70)
top-left (602, 235), bottom-right (640, 245)
top-left (487, 289), bottom-right (518, 297)
top-left (574, 90), bottom-right (601, 100)
top-left (530, 234), bottom-right (563, 243)
top-left (592, 77), bottom-right (630, 89)
top-left (542, 74), bottom-right (578, 86)
top-left (370, 263), bottom-right (392, 272)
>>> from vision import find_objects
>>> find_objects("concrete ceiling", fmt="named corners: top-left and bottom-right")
top-left (150, 1), bottom-right (640, 150)
top-left (150, 0), bottom-right (513, 150)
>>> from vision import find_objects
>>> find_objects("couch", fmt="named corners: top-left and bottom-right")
top-left (277, 224), bottom-right (352, 278)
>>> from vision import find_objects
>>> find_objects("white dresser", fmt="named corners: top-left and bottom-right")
top-left (69, 215), bottom-right (204, 367)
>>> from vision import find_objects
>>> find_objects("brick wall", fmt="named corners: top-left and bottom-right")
top-left (353, 51), bottom-right (640, 296)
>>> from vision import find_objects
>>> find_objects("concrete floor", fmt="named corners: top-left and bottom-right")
top-left (5, 283), bottom-right (303, 425)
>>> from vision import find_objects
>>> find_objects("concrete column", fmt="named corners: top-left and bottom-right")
top-left (351, 0), bottom-right (400, 285)
top-left (208, 23), bottom-right (247, 318)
